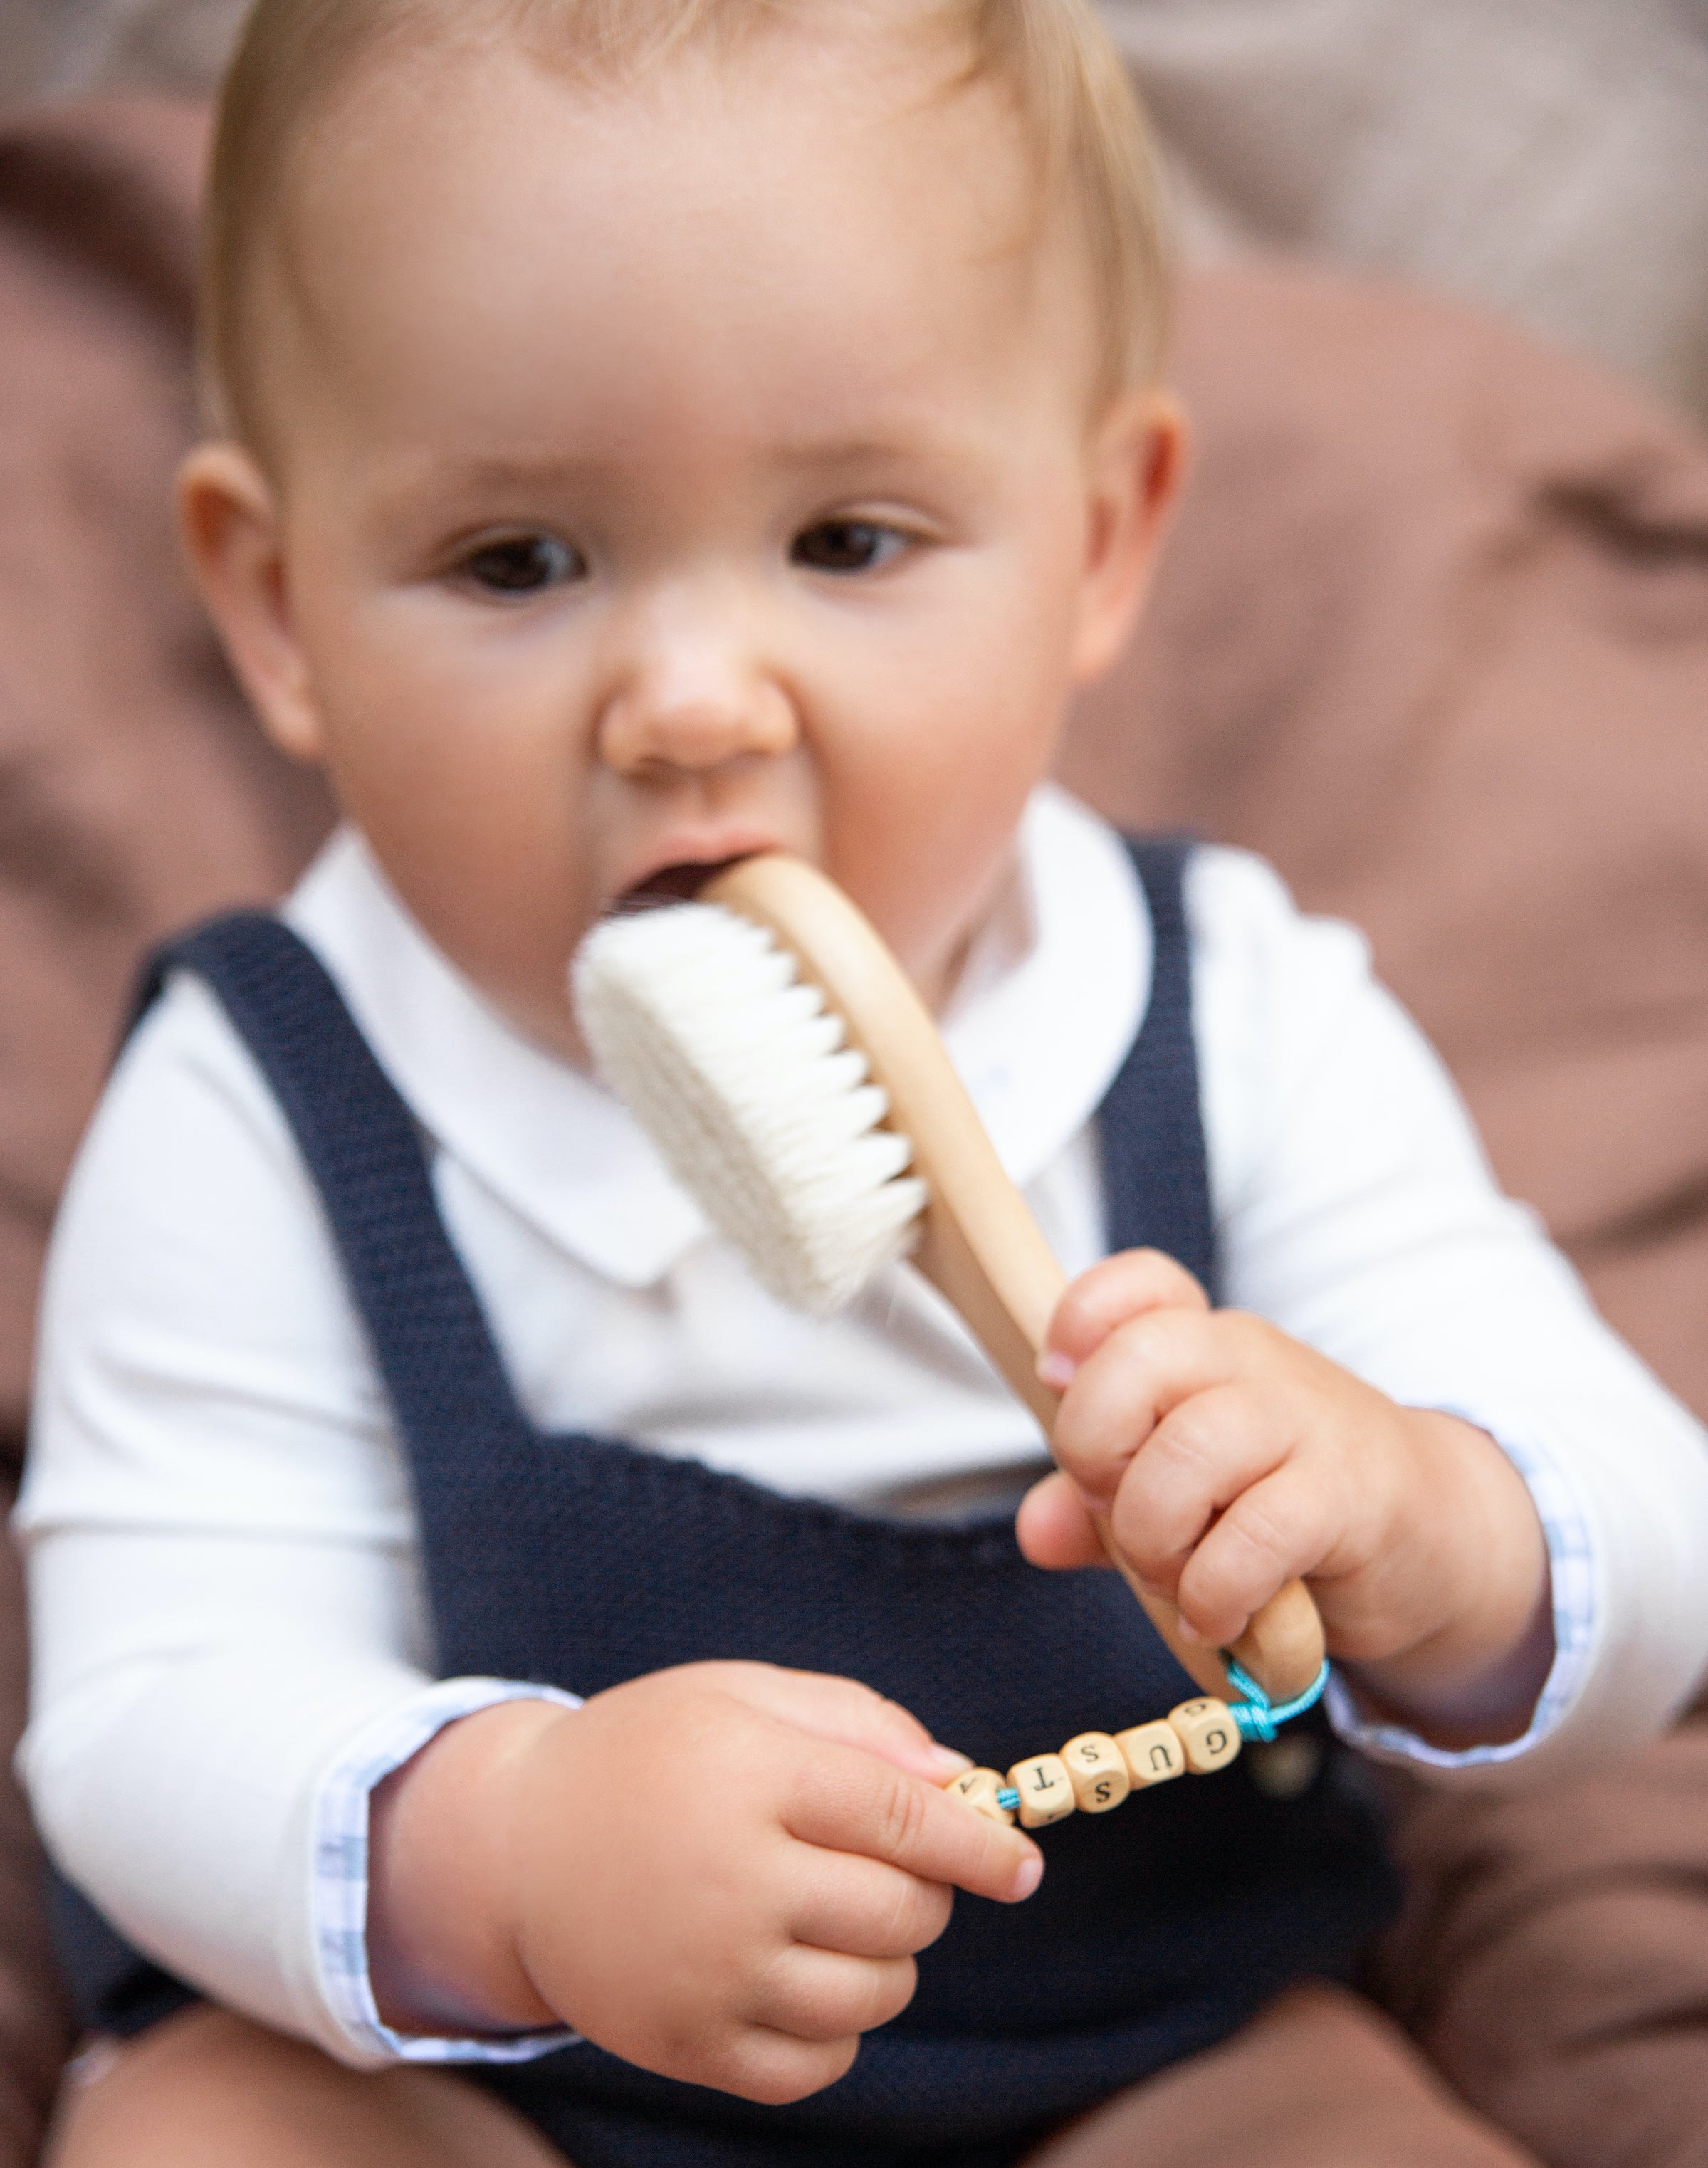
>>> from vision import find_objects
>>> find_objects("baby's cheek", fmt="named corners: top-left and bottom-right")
top-left (843, 787), bottom-right (1037, 996)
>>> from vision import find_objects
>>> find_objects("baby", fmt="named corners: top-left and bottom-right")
top-left (21, 3), bottom-right (1708, 2165)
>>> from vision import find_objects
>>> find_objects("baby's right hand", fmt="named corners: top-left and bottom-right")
top-left (369, 1662), bottom-right (1041, 2104)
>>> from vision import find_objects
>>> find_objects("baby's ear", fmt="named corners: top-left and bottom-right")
top-left (177, 441), bottom-right (327, 763)
top-left (1069, 389), bottom-right (1189, 686)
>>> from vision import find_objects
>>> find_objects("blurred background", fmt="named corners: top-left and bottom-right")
top-left (1, 0), bottom-right (1706, 426)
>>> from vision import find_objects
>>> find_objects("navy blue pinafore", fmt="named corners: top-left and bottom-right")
top-left (56, 839), bottom-right (1397, 2168)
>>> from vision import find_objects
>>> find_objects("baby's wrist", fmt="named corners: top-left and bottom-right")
top-left (1338, 1409), bottom-right (1553, 1746)
top-left (368, 1697), bottom-right (567, 2037)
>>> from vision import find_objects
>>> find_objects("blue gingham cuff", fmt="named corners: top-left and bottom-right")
top-left (313, 1676), bottom-right (583, 2063)
top-left (1327, 1408), bottom-right (1598, 1770)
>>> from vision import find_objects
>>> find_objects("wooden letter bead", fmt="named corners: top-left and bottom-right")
top-left (1115, 1719), bottom-right (1185, 1789)
top-left (1168, 1697), bottom-right (1242, 1776)
top-left (1060, 1732), bottom-right (1131, 1813)
top-left (1008, 1754), bottom-right (1076, 1829)
top-left (946, 1768), bottom-right (1015, 1825)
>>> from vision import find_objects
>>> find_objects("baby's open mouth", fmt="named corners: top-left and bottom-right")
top-left (617, 859), bottom-right (744, 911)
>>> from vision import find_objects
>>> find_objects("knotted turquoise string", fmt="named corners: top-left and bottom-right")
top-left (1225, 1656), bottom-right (1331, 1743)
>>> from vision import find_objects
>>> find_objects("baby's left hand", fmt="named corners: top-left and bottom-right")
top-left (1015, 1250), bottom-right (1554, 1743)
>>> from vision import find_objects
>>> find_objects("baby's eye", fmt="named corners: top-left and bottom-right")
top-left (791, 520), bottom-right (908, 575)
top-left (459, 533), bottom-right (583, 597)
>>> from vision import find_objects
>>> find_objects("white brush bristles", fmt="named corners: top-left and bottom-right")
top-left (574, 904), bottom-right (928, 1316)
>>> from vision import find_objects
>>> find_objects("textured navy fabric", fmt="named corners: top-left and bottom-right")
top-left (57, 838), bottom-right (1397, 2165)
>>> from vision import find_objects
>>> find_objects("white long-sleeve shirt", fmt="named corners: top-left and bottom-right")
top-left (19, 787), bottom-right (1708, 2068)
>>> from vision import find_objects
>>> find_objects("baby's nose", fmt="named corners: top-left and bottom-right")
top-left (598, 644), bottom-right (797, 780)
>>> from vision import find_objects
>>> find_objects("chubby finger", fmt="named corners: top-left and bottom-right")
top-left (787, 1851), bottom-right (953, 1959)
top-left (713, 2025), bottom-right (860, 2107)
top-left (1172, 1465), bottom-right (1336, 1651)
top-left (785, 1749), bottom-right (1042, 1905)
top-left (1040, 1248), bottom-right (1209, 1388)
top-left (1014, 1469), bottom-right (1109, 1571)
top-left (1105, 1381), bottom-right (1299, 1592)
top-left (692, 1663), bottom-right (970, 1784)
top-left (1052, 1308), bottom-right (1275, 1507)
top-left (748, 1945), bottom-right (918, 2043)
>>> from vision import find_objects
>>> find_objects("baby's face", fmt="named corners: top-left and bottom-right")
top-left (189, 24), bottom-right (1177, 1057)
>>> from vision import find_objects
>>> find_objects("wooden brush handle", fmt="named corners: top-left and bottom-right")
top-left (921, 1195), bottom-right (1324, 1707)
top-left (706, 855), bottom-right (1326, 1707)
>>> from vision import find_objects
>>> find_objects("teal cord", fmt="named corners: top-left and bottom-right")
top-left (1225, 1657), bottom-right (1331, 1743)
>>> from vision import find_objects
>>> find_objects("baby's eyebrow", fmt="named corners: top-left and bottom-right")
top-left (763, 430), bottom-right (992, 478)
top-left (767, 437), bottom-right (911, 468)
top-left (360, 451), bottom-right (614, 527)
top-left (414, 452), bottom-right (608, 491)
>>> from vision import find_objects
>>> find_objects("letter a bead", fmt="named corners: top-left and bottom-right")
top-left (1060, 1732), bottom-right (1131, 1813)
top-left (1008, 1754), bottom-right (1076, 1828)
top-left (1114, 1719), bottom-right (1185, 1789)
top-left (1168, 1698), bottom-right (1242, 1775)
top-left (948, 1768), bottom-right (1016, 1824)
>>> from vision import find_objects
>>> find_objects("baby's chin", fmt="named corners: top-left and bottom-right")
top-left (496, 982), bottom-right (593, 1069)
top-left (419, 931), bottom-right (594, 1071)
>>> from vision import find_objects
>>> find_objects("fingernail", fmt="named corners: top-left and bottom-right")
top-left (929, 1744), bottom-right (974, 1777)
top-left (1037, 1351), bottom-right (1076, 1391)
top-left (1014, 1851), bottom-right (1044, 1900)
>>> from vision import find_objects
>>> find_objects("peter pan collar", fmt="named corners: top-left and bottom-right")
top-left (286, 785), bottom-right (1151, 1289)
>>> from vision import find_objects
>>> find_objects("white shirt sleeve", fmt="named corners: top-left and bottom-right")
top-left (16, 979), bottom-right (567, 2067)
top-left (1190, 847), bottom-right (1708, 1783)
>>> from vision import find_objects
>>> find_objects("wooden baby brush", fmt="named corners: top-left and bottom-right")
top-left (575, 852), bottom-right (1326, 1707)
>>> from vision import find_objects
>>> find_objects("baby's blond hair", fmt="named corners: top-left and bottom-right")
top-left (202, 0), bottom-right (1171, 444)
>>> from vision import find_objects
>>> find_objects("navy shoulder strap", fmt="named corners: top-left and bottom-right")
top-left (1099, 837), bottom-right (1219, 1300)
top-left (136, 913), bottom-right (539, 1482)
